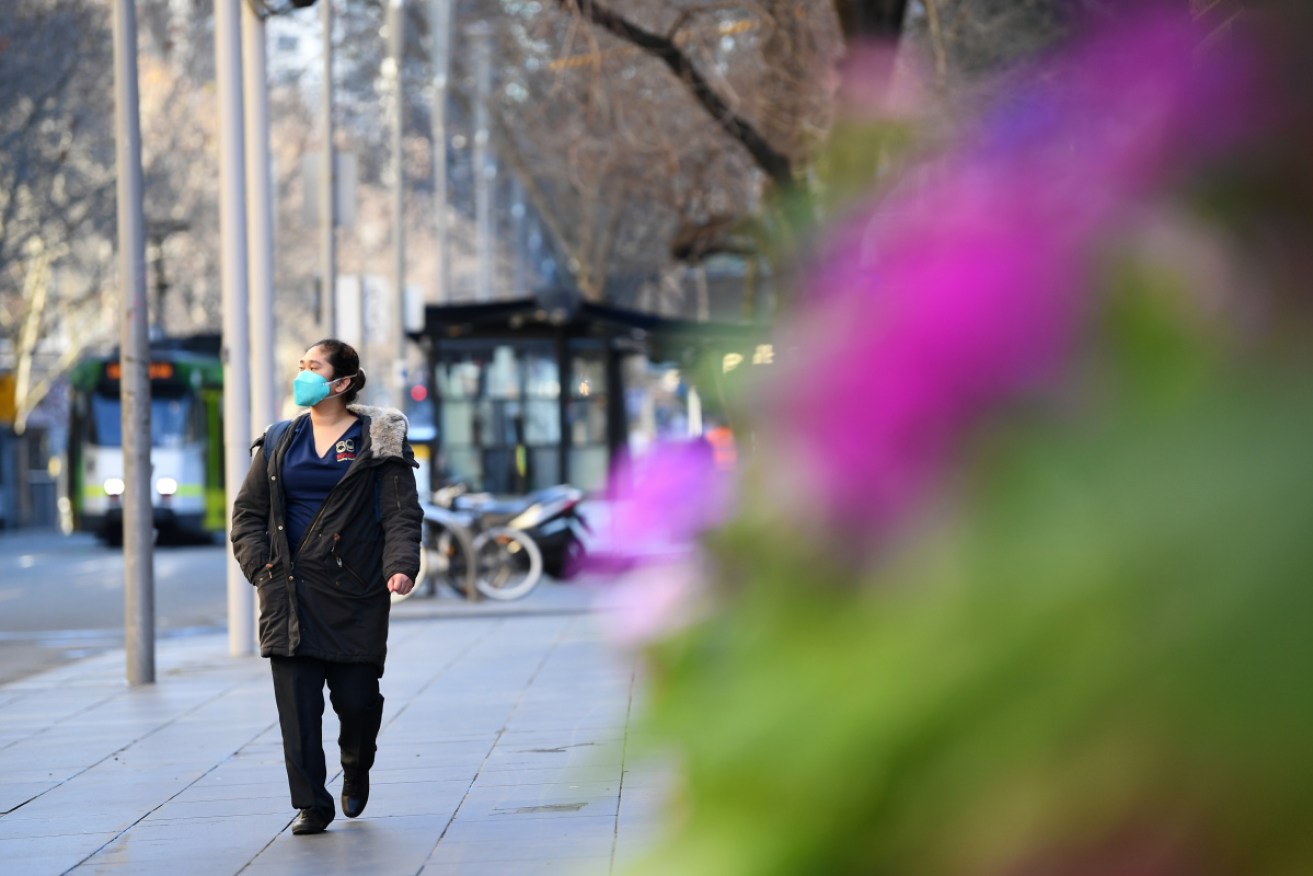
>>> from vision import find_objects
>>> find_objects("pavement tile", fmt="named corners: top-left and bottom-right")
top-left (171, 779), bottom-right (291, 803)
top-left (497, 733), bottom-right (627, 754)
top-left (363, 774), bottom-right (472, 793)
top-left (617, 789), bottom-right (671, 827)
top-left (422, 856), bottom-right (613, 875)
top-left (439, 813), bottom-right (618, 843)
top-left (620, 760), bottom-right (681, 790)
top-left (191, 762), bottom-right (285, 786)
top-left (482, 743), bottom-right (624, 772)
top-left (366, 764), bottom-right (482, 785)
top-left (428, 830), bottom-right (617, 861)
top-left (455, 783), bottom-right (620, 821)
top-left (338, 780), bottom-right (467, 819)
top-left (426, 833), bottom-right (614, 864)
top-left (0, 766), bottom-right (81, 784)
top-left (142, 796), bottom-right (295, 820)
top-left (501, 714), bottom-right (630, 735)
top-left (0, 831), bottom-right (119, 876)
top-left (0, 780), bottom-right (59, 814)
top-left (481, 779), bottom-right (621, 798)
top-left (80, 815), bottom-right (278, 875)
top-left (242, 814), bottom-right (446, 876)
top-left (614, 833), bottom-right (664, 872)
top-left (372, 748), bottom-right (491, 773)
top-left (473, 765), bottom-right (621, 787)
top-left (375, 737), bottom-right (495, 759)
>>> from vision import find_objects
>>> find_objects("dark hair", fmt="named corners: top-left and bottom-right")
top-left (312, 338), bottom-right (367, 405)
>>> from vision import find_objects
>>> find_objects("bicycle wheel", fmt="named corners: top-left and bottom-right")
top-left (471, 527), bottom-right (544, 601)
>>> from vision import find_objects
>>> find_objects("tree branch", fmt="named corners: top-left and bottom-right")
top-left (490, 113), bottom-right (604, 300)
top-left (557, 0), bottom-right (795, 189)
top-left (923, 0), bottom-right (949, 85)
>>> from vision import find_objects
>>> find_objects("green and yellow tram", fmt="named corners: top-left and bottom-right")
top-left (67, 335), bottom-right (225, 545)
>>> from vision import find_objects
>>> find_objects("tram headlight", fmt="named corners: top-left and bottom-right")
top-left (156, 477), bottom-right (178, 497)
top-left (104, 478), bottom-right (126, 497)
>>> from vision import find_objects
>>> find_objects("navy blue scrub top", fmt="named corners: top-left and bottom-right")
top-left (282, 417), bottom-right (363, 553)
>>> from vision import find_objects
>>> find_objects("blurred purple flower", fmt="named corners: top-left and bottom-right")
top-left (593, 556), bottom-right (709, 649)
top-left (833, 43), bottom-right (925, 121)
top-left (588, 440), bottom-right (733, 645)
top-left (772, 8), bottom-right (1266, 535)
top-left (594, 439), bottom-right (733, 564)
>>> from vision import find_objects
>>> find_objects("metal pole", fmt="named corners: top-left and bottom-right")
top-left (217, 0), bottom-right (253, 657)
top-left (321, 0), bottom-right (337, 336)
top-left (112, 0), bottom-right (155, 686)
top-left (244, 2), bottom-right (277, 432)
top-left (388, 0), bottom-right (406, 407)
top-left (470, 22), bottom-right (494, 303)
top-left (429, 0), bottom-right (450, 304)
top-left (242, 1), bottom-right (275, 651)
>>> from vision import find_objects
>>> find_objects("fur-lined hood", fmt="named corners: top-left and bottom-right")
top-left (347, 404), bottom-right (410, 460)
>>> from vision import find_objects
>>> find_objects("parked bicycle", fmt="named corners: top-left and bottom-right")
top-left (395, 481), bottom-right (590, 603)
top-left (459, 483), bottom-right (590, 580)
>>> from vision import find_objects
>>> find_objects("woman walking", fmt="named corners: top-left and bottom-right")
top-left (231, 339), bottom-right (422, 835)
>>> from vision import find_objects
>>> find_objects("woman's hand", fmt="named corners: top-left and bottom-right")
top-left (386, 573), bottom-right (415, 596)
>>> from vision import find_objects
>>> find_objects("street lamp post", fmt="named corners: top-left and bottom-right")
top-left (244, 1), bottom-right (278, 435)
top-left (470, 22), bottom-right (494, 303)
top-left (388, 0), bottom-right (406, 407)
top-left (321, 0), bottom-right (337, 337)
top-left (216, 0), bottom-right (254, 658)
top-left (430, 0), bottom-right (451, 305)
top-left (112, 0), bottom-right (154, 686)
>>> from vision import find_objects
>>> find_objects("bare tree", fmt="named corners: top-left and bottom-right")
top-left (285, 1), bottom-right (842, 311)
top-left (552, 0), bottom-right (797, 188)
top-left (477, 1), bottom-right (843, 303)
top-left (903, 0), bottom-right (1068, 91)
top-left (0, 0), bottom-right (117, 432)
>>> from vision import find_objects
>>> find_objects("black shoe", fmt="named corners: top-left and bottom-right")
top-left (291, 807), bottom-right (334, 835)
top-left (342, 769), bottom-right (370, 818)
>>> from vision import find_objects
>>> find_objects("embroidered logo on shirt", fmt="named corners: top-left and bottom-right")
top-left (336, 438), bottom-right (356, 463)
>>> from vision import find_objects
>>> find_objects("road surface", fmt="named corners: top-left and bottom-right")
top-left (0, 530), bottom-right (229, 684)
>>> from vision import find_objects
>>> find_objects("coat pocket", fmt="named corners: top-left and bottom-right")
top-left (328, 532), bottom-right (378, 595)
top-left (254, 575), bottom-right (292, 653)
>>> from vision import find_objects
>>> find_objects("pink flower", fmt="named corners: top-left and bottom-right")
top-left (600, 439), bottom-right (733, 559)
top-left (587, 440), bottom-right (734, 645)
top-left (771, 8), bottom-right (1265, 536)
top-left (593, 556), bottom-right (709, 649)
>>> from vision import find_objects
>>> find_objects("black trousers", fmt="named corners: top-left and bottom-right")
top-left (269, 655), bottom-right (384, 812)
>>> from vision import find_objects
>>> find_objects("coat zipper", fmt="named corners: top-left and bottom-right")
top-left (268, 419), bottom-right (299, 560)
top-left (294, 458), bottom-right (373, 557)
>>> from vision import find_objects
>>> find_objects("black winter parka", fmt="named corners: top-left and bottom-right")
top-left (230, 405), bottom-right (423, 672)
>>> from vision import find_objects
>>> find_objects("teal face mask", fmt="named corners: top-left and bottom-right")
top-left (293, 371), bottom-right (334, 407)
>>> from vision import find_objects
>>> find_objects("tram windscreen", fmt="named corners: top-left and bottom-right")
top-left (90, 390), bottom-right (196, 448)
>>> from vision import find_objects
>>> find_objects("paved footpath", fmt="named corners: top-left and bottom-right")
top-left (0, 585), bottom-right (669, 875)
